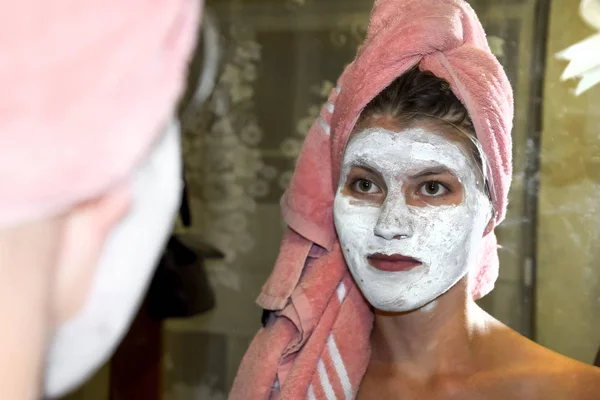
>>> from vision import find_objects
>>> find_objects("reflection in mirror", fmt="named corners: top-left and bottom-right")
top-left (61, 0), bottom-right (599, 399)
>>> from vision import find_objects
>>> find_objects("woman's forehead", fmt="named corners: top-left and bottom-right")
top-left (346, 127), bottom-right (469, 170)
top-left (347, 119), bottom-right (481, 169)
top-left (351, 116), bottom-right (472, 147)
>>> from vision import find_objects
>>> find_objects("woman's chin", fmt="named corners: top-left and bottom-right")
top-left (368, 296), bottom-right (435, 314)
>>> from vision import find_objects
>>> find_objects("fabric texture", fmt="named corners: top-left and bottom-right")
top-left (0, 0), bottom-right (202, 229)
top-left (230, 0), bottom-right (513, 399)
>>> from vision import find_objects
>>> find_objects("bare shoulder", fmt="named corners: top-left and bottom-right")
top-left (541, 348), bottom-right (600, 400)
top-left (530, 353), bottom-right (600, 399)
top-left (481, 314), bottom-right (600, 398)
top-left (505, 349), bottom-right (600, 399)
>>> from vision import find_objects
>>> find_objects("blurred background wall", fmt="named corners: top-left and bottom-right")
top-left (536, 0), bottom-right (600, 365)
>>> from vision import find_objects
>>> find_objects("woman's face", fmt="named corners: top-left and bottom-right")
top-left (333, 120), bottom-right (492, 312)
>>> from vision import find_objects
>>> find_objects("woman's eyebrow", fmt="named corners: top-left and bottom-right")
top-left (348, 160), bottom-right (380, 176)
top-left (409, 166), bottom-right (455, 179)
top-left (346, 158), bottom-right (457, 179)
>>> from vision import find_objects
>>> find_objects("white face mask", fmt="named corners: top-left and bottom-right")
top-left (333, 128), bottom-right (491, 312)
top-left (44, 120), bottom-right (182, 397)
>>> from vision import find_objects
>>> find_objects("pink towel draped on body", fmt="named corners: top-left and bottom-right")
top-left (231, 0), bottom-right (513, 399)
top-left (0, 0), bottom-right (201, 229)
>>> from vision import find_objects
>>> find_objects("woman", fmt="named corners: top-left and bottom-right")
top-left (231, 1), bottom-right (600, 398)
top-left (341, 66), bottom-right (600, 399)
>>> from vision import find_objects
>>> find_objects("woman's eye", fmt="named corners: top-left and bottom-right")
top-left (419, 181), bottom-right (448, 197)
top-left (352, 179), bottom-right (380, 194)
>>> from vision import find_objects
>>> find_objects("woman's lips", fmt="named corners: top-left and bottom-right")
top-left (367, 253), bottom-right (422, 272)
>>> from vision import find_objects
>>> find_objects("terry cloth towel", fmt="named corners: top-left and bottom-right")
top-left (0, 0), bottom-right (202, 228)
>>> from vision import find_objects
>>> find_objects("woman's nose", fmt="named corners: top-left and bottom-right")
top-left (373, 198), bottom-right (413, 240)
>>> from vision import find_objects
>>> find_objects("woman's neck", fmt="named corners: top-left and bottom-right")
top-left (0, 220), bottom-right (59, 400)
top-left (369, 277), bottom-right (490, 379)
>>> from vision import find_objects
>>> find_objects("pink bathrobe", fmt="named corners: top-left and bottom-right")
top-left (231, 0), bottom-right (513, 399)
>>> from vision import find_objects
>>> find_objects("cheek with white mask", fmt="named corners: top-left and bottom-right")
top-left (44, 119), bottom-right (182, 398)
top-left (333, 127), bottom-right (491, 312)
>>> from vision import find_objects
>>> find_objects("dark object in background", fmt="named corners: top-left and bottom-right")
top-left (146, 235), bottom-right (222, 320)
top-left (178, 182), bottom-right (192, 227)
top-left (595, 345), bottom-right (600, 367)
top-left (261, 309), bottom-right (276, 328)
top-left (110, 233), bottom-right (223, 399)
top-left (146, 176), bottom-right (223, 320)
top-left (110, 298), bottom-right (161, 400)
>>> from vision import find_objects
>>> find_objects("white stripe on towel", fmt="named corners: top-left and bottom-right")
top-left (326, 102), bottom-right (335, 113)
top-left (327, 334), bottom-right (352, 400)
top-left (271, 376), bottom-right (280, 390)
top-left (318, 358), bottom-right (337, 400)
top-left (318, 118), bottom-right (331, 136)
top-left (336, 282), bottom-right (347, 303)
top-left (308, 384), bottom-right (317, 400)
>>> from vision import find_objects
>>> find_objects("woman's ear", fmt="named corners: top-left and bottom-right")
top-left (483, 207), bottom-right (496, 237)
top-left (52, 183), bottom-right (132, 324)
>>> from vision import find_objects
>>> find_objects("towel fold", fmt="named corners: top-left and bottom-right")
top-left (231, 1), bottom-right (513, 398)
top-left (233, 230), bottom-right (372, 400)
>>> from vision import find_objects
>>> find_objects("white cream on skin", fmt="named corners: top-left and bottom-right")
top-left (420, 300), bottom-right (437, 313)
top-left (333, 127), bottom-right (491, 312)
top-left (45, 120), bottom-right (182, 397)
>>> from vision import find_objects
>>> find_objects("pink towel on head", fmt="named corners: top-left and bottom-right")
top-left (230, 0), bottom-right (513, 399)
top-left (0, 0), bottom-right (202, 229)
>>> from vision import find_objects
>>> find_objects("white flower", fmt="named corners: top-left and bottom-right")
top-left (208, 233), bottom-right (232, 253)
top-left (212, 264), bottom-right (241, 290)
top-left (280, 138), bottom-right (302, 158)
top-left (211, 89), bottom-right (230, 117)
top-left (224, 212), bottom-right (248, 233)
top-left (242, 64), bottom-right (258, 82)
top-left (238, 197), bottom-right (257, 214)
top-left (212, 117), bottom-right (235, 136)
top-left (236, 41), bottom-right (261, 61)
top-left (231, 148), bottom-right (264, 178)
top-left (224, 134), bottom-right (242, 149)
top-left (260, 165), bottom-right (278, 181)
top-left (220, 64), bottom-right (242, 87)
top-left (311, 80), bottom-right (335, 98)
top-left (240, 123), bottom-right (263, 145)
top-left (237, 233), bottom-right (256, 253)
top-left (296, 102), bottom-right (325, 136)
top-left (230, 84), bottom-right (254, 103)
top-left (227, 184), bottom-right (245, 199)
top-left (487, 36), bottom-right (505, 58)
top-left (308, 105), bottom-right (321, 115)
top-left (279, 170), bottom-right (294, 190)
top-left (203, 182), bottom-right (225, 202)
top-left (556, 0), bottom-right (600, 95)
top-left (296, 117), bottom-right (313, 136)
top-left (248, 179), bottom-right (269, 198)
